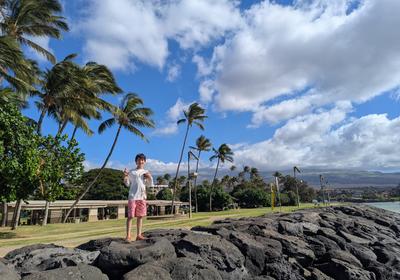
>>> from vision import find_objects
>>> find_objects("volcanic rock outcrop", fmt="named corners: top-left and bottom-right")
top-left (1, 205), bottom-right (399, 280)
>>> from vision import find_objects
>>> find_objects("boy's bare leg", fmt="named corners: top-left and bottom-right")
top-left (136, 217), bottom-right (143, 238)
top-left (126, 217), bottom-right (133, 241)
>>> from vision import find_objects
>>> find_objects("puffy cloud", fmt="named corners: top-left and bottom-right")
top-left (79, 0), bottom-right (241, 71)
top-left (152, 98), bottom-right (191, 136)
top-left (233, 105), bottom-right (400, 170)
top-left (166, 63), bottom-right (181, 82)
top-left (198, 0), bottom-right (400, 124)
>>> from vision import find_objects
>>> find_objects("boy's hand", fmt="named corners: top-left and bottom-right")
top-left (124, 168), bottom-right (129, 178)
top-left (144, 172), bottom-right (151, 179)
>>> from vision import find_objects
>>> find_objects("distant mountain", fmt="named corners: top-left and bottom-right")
top-left (167, 168), bottom-right (400, 189)
top-left (269, 169), bottom-right (400, 188)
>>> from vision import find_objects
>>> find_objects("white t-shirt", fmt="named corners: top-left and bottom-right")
top-left (124, 168), bottom-right (153, 200)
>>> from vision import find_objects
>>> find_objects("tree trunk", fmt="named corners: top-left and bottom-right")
top-left (171, 124), bottom-right (190, 214)
top-left (194, 151), bottom-right (201, 213)
top-left (1, 201), bottom-right (7, 227)
top-left (11, 199), bottom-right (22, 230)
top-left (63, 124), bottom-right (122, 223)
top-left (275, 176), bottom-right (282, 212)
top-left (187, 152), bottom-right (192, 218)
top-left (70, 126), bottom-right (78, 141)
top-left (209, 158), bottom-right (220, 212)
top-left (42, 201), bottom-right (50, 226)
top-left (56, 120), bottom-right (68, 138)
top-left (37, 108), bottom-right (47, 135)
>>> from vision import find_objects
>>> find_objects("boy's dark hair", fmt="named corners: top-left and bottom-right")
top-left (135, 153), bottom-right (146, 162)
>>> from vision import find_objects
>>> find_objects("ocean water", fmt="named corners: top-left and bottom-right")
top-left (364, 202), bottom-right (400, 213)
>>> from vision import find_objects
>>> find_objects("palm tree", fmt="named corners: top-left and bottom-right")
top-left (171, 103), bottom-right (207, 213)
top-left (35, 54), bottom-right (79, 134)
top-left (0, 0), bottom-right (69, 63)
top-left (209, 144), bottom-right (234, 211)
top-left (53, 61), bottom-right (121, 137)
top-left (63, 93), bottom-right (154, 222)
top-left (189, 135), bottom-right (212, 212)
top-left (0, 36), bottom-right (37, 92)
top-left (35, 55), bottom-right (121, 135)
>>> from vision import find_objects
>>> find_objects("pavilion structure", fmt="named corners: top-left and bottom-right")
top-left (3, 200), bottom-right (188, 226)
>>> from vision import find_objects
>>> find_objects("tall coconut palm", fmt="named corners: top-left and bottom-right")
top-left (51, 62), bottom-right (121, 138)
top-left (35, 54), bottom-right (79, 134)
top-left (53, 61), bottom-right (121, 137)
top-left (63, 93), bottom-right (154, 222)
top-left (171, 103), bottom-right (207, 213)
top-left (209, 144), bottom-right (234, 211)
top-left (0, 0), bottom-right (69, 63)
top-left (189, 135), bottom-right (212, 212)
top-left (35, 55), bottom-right (121, 135)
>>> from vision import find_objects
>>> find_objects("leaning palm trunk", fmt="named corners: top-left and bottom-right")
top-left (63, 124), bottom-right (122, 223)
top-left (42, 201), bottom-right (50, 226)
top-left (209, 158), bottom-right (220, 212)
top-left (11, 199), bottom-right (22, 230)
top-left (70, 126), bottom-right (78, 141)
top-left (1, 201), bottom-right (7, 227)
top-left (56, 120), bottom-right (68, 138)
top-left (37, 108), bottom-right (47, 134)
top-left (171, 124), bottom-right (190, 214)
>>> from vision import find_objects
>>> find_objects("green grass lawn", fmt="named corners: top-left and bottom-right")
top-left (0, 203), bottom-right (338, 256)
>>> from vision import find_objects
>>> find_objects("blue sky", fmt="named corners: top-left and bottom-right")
top-left (23, 0), bottom-right (400, 174)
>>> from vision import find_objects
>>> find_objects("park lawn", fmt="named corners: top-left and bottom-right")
top-left (0, 203), bottom-right (336, 256)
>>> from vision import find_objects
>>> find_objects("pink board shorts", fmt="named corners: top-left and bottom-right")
top-left (128, 199), bottom-right (147, 218)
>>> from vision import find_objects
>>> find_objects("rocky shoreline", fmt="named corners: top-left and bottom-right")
top-left (1, 205), bottom-right (399, 280)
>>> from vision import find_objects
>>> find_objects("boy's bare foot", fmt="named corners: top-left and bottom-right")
top-left (136, 235), bottom-right (147, 241)
top-left (125, 236), bottom-right (132, 242)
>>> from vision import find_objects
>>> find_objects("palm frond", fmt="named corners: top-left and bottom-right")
top-left (20, 37), bottom-right (56, 63)
top-left (98, 118), bottom-right (115, 134)
top-left (125, 124), bottom-right (147, 142)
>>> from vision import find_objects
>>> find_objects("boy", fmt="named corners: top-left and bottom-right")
top-left (123, 153), bottom-right (153, 241)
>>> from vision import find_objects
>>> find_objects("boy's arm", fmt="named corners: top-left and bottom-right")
top-left (124, 177), bottom-right (130, 186)
top-left (144, 171), bottom-right (154, 187)
top-left (123, 169), bottom-right (130, 186)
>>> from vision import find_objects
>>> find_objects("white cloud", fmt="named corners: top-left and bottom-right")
top-left (84, 158), bottom-right (214, 176)
top-left (83, 159), bottom-right (127, 171)
top-left (233, 105), bottom-right (400, 170)
top-left (153, 98), bottom-right (191, 136)
top-left (79, 0), bottom-right (241, 71)
top-left (81, 0), bottom-right (167, 70)
top-left (198, 80), bottom-right (216, 103)
top-left (198, 0), bottom-right (400, 125)
top-left (166, 63), bottom-right (181, 82)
